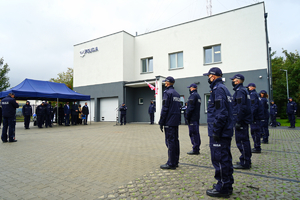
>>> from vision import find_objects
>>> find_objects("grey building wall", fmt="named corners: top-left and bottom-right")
top-left (74, 69), bottom-right (268, 124)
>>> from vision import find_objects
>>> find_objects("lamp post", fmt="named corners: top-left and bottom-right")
top-left (280, 69), bottom-right (289, 99)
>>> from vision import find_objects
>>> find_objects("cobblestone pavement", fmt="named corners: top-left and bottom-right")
top-left (0, 122), bottom-right (299, 200)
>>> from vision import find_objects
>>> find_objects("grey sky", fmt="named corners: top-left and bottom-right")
top-left (0, 0), bottom-right (299, 88)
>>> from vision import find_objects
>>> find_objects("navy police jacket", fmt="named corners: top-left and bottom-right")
top-left (232, 83), bottom-right (252, 125)
top-left (119, 105), bottom-right (127, 115)
top-left (287, 101), bottom-right (297, 115)
top-left (260, 97), bottom-right (269, 120)
top-left (186, 90), bottom-right (201, 122)
top-left (22, 104), bottom-right (32, 116)
top-left (270, 104), bottom-right (277, 115)
top-left (46, 103), bottom-right (53, 115)
top-left (148, 103), bottom-right (156, 114)
top-left (249, 89), bottom-right (264, 121)
top-left (1, 95), bottom-right (19, 118)
top-left (159, 85), bottom-right (181, 126)
top-left (36, 104), bottom-right (45, 116)
top-left (207, 78), bottom-right (233, 138)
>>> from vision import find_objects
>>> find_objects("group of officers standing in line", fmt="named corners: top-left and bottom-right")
top-left (157, 67), bottom-right (297, 198)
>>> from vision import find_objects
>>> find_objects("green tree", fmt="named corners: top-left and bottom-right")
top-left (0, 57), bottom-right (11, 91)
top-left (50, 68), bottom-right (73, 90)
top-left (271, 50), bottom-right (300, 118)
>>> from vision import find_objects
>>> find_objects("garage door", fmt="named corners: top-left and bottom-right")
top-left (100, 98), bottom-right (118, 121)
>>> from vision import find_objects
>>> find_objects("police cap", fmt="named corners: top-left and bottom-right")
top-left (187, 83), bottom-right (197, 88)
top-left (163, 76), bottom-right (175, 83)
top-left (203, 67), bottom-right (222, 76)
top-left (259, 90), bottom-right (267, 94)
top-left (230, 74), bottom-right (245, 81)
top-left (246, 83), bottom-right (256, 87)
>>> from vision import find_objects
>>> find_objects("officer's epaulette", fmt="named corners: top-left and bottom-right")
top-left (213, 86), bottom-right (217, 90)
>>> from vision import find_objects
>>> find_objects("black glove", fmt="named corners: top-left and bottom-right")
top-left (235, 123), bottom-right (241, 130)
top-left (212, 134), bottom-right (220, 142)
top-left (160, 125), bottom-right (164, 132)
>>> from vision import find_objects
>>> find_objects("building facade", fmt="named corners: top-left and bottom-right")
top-left (74, 2), bottom-right (271, 124)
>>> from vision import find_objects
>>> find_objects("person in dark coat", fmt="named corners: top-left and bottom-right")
top-left (203, 67), bottom-right (234, 198)
top-left (82, 102), bottom-right (89, 125)
top-left (45, 101), bottom-right (53, 128)
top-left (58, 104), bottom-right (64, 125)
top-left (230, 74), bottom-right (253, 169)
top-left (259, 90), bottom-right (270, 144)
top-left (270, 101), bottom-right (277, 127)
top-left (159, 76), bottom-right (181, 170)
top-left (247, 83), bottom-right (263, 153)
top-left (1, 92), bottom-right (19, 143)
top-left (148, 101), bottom-right (156, 124)
top-left (64, 102), bottom-right (71, 126)
top-left (186, 83), bottom-right (201, 155)
top-left (287, 97), bottom-right (297, 128)
top-left (71, 102), bottom-right (79, 125)
top-left (36, 102), bottom-right (45, 128)
top-left (119, 103), bottom-right (127, 125)
top-left (22, 101), bottom-right (32, 129)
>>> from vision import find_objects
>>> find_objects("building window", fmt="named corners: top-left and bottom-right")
top-left (169, 52), bottom-right (183, 69)
top-left (204, 45), bottom-right (221, 64)
top-left (204, 93), bottom-right (211, 113)
top-left (141, 57), bottom-right (153, 73)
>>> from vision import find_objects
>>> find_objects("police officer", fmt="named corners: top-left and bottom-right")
top-left (119, 103), bottom-right (127, 125)
top-left (36, 102), bottom-right (45, 128)
top-left (64, 102), bottom-right (71, 126)
top-left (230, 74), bottom-right (252, 169)
top-left (259, 90), bottom-right (270, 143)
top-left (159, 76), bottom-right (181, 170)
top-left (246, 83), bottom-right (263, 153)
top-left (186, 83), bottom-right (201, 155)
top-left (22, 101), bottom-right (32, 129)
top-left (58, 104), bottom-right (64, 125)
top-left (45, 101), bottom-right (53, 128)
top-left (148, 101), bottom-right (156, 124)
top-left (71, 102), bottom-right (79, 125)
top-left (1, 92), bottom-right (19, 143)
top-left (82, 102), bottom-right (89, 125)
top-left (203, 67), bottom-right (234, 198)
top-left (270, 101), bottom-right (278, 127)
top-left (287, 97), bottom-right (297, 128)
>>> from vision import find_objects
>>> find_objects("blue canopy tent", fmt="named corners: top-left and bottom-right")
top-left (0, 78), bottom-right (90, 101)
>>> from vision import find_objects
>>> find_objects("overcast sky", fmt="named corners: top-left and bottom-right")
top-left (1, 0), bottom-right (299, 88)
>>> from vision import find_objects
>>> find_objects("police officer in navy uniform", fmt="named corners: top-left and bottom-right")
top-left (1, 92), bottom-right (19, 143)
top-left (45, 101), bottom-right (53, 128)
top-left (230, 74), bottom-right (253, 169)
top-left (119, 103), bottom-right (127, 125)
top-left (203, 67), bottom-right (234, 198)
top-left (159, 76), bottom-right (181, 170)
top-left (36, 102), bottom-right (45, 128)
top-left (246, 83), bottom-right (263, 153)
top-left (270, 101), bottom-right (278, 127)
top-left (148, 101), bottom-right (156, 124)
top-left (64, 102), bottom-right (71, 126)
top-left (71, 102), bottom-right (79, 125)
top-left (287, 97), bottom-right (297, 128)
top-left (186, 83), bottom-right (201, 155)
top-left (22, 101), bottom-right (32, 129)
top-left (259, 90), bottom-right (270, 143)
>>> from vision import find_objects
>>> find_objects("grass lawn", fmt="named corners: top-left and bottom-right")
top-left (276, 118), bottom-right (299, 127)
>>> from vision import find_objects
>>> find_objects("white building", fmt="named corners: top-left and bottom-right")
top-left (73, 2), bottom-right (271, 124)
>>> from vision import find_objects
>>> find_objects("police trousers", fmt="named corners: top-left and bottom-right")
top-left (260, 119), bottom-right (269, 143)
top-left (235, 124), bottom-right (252, 168)
top-left (209, 136), bottom-right (234, 193)
top-left (1, 117), bottom-right (16, 142)
top-left (164, 126), bottom-right (180, 167)
top-left (288, 114), bottom-right (295, 127)
top-left (188, 121), bottom-right (201, 153)
top-left (149, 113), bottom-right (154, 124)
top-left (270, 114), bottom-right (276, 127)
top-left (250, 121), bottom-right (261, 150)
top-left (24, 115), bottom-right (31, 129)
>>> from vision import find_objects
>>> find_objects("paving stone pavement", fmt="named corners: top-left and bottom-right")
top-left (0, 122), bottom-right (299, 200)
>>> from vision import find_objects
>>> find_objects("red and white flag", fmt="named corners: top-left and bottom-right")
top-left (145, 81), bottom-right (156, 91)
top-left (155, 80), bottom-right (158, 96)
